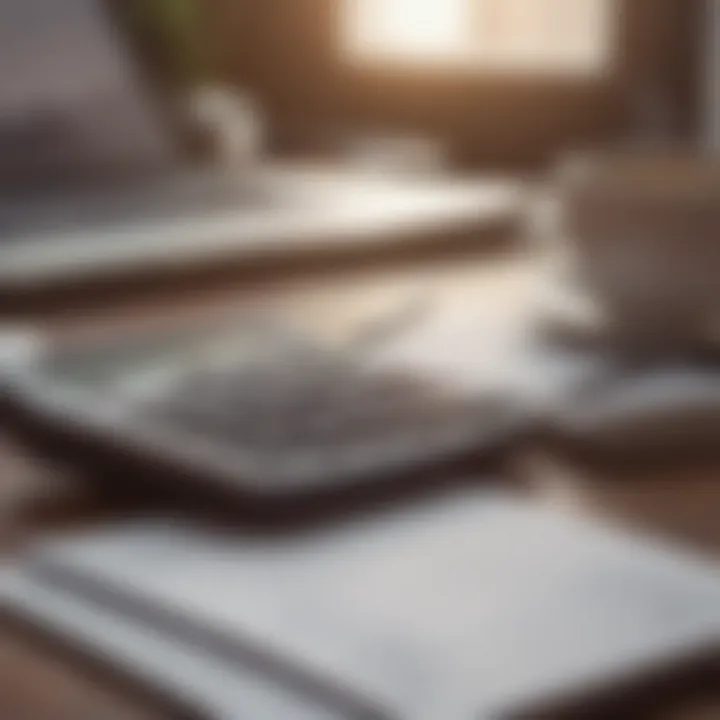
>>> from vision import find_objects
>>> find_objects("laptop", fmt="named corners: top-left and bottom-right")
top-left (0, 0), bottom-right (521, 294)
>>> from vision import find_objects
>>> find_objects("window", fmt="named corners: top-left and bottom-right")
top-left (343, 0), bottom-right (614, 75)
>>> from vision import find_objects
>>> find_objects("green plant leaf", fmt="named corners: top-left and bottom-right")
top-left (122, 0), bottom-right (212, 85)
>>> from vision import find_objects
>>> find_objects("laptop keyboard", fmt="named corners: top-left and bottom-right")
top-left (127, 337), bottom-right (509, 477)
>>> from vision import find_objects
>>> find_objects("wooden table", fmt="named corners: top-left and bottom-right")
top-left (3, 249), bottom-right (720, 719)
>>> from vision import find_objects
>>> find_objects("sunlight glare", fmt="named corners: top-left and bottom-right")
top-left (345, 0), bottom-right (468, 60)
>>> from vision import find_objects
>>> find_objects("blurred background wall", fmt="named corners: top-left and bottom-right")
top-left (704, 0), bottom-right (720, 150)
top-left (202, 0), bottom-right (704, 168)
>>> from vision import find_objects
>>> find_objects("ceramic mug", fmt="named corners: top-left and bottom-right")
top-left (542, 151), bottom-right (720, 346)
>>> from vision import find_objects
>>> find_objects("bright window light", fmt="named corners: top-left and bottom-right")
top-left (343, 0), bottom-right (614, 75)
top-left (346, 0), bottom-right (469, 60)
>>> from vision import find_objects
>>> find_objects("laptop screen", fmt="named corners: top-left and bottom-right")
top-left (0, 0), bottom-right (179, 193)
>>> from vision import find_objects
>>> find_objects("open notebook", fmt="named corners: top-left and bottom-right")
top-left (5, 491), bottom-right (720, 719)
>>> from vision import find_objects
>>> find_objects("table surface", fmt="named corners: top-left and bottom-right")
top-left (3, 248), bottom-right (720, 719)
